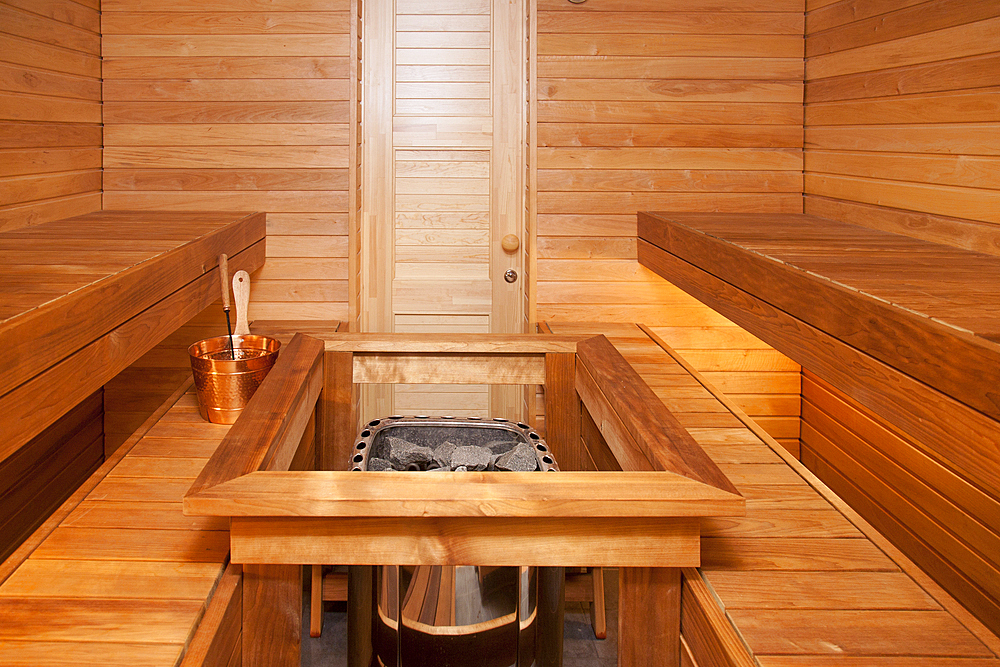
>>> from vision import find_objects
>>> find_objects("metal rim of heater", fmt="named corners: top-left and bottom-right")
top-left (349, 416), bottom-right (559, 472)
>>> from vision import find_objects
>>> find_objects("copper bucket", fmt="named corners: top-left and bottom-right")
top-left (188, 334), bottom-right (281, 424)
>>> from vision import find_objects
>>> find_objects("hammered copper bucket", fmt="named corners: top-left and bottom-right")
top-left (188, 334), bottom-right (281, 424)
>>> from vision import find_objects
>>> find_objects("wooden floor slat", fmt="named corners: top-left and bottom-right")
top-left (0, 641), bottom-right (184, 666)
top-left (730, 610), bottom-right (995, 657)
top-left (128, 437), bottom-right (226, 458)
top-left (700, 537), bottom-right (897, 571)
top-left (32, 527), bottom-right (230, 563)
top-left (0, 597), bottom-right (206, 644)
top-left (701, 509), bottom-right (862, 538)
top-left (86, 477), bottom-right (199, 503)
top-left (107, 456), bottom-right (211, 478)
top-left (0, 559), bottom-right (222, 600)
top-left (63, 500), bottom-right (228, 531)
top-left (704, 571), bottom-right (941, 610)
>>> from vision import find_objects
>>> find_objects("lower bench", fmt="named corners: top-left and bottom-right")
top-left (0, 379), bottom-right (238, 666)
top-left (544, 322), bottom-right (1000, 666)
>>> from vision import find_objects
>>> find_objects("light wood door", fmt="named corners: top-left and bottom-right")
top-left (361, 0), bottom-right (527, 420)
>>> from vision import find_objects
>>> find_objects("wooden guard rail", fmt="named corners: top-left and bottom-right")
top-left (185, 332), bottom-right (744, 667)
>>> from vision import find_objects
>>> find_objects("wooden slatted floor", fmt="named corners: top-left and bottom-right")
top-left (546, 322), bottom-right (1000, 666)
top-left (0, 382), bottom-right (232, 667)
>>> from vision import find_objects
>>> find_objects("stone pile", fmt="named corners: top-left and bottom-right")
top-left (368, 436), bottom-right (538, 472)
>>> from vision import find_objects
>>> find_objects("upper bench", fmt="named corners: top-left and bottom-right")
top-left (637, 211), bottom-right (1000, 633)
top-left (638, 211), bottom-right (1000, 421)
top-left (0, 210), bottom-right (266, 462)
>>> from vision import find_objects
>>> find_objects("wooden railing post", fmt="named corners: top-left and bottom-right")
top-left (325, 350), bottom-right (355, 471)
top-left (545, 351), bottom-right (581, 470)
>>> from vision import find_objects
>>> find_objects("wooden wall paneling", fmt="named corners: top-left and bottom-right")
top-left (533, 0), bottom-right (804, 446)
top-left (0, 0), bottom-right (102, 231)
top-left (801, 370), bottom-right (1000, 634)
top-left (0, 390), bottom-right (103, 562)
top-left (102, 0), bottom-right (354, 322)
top-left (804, 2), bottom-right (1000, 248)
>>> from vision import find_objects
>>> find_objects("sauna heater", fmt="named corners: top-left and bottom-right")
top-left (347, 416), bottom-right (565, 667)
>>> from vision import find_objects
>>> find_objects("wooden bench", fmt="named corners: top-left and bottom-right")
top-left (0, 318), bottom-right (341, 667)
top-left (0, 210), bottom-right (266, 561)
top-left (637, 211), bottom-right (1000, 634)
top-left (0, 379), bottom-right (237, 666)
top-left (544, 322), bottom-right (1000, 666)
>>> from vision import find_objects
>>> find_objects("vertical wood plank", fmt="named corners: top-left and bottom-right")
top-left (544, 352), bottom-right (581, 470)
top-left (243, 564), bottom-right (301, 667)
top-left (326, 350), bottom-right (356, 471)
top-left (619, 567), bottom-right (681, 667)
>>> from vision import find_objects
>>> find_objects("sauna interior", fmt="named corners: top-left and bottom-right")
top-left (2, 0), bottom-right (999, 665)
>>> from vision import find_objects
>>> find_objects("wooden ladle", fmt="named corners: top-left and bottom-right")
top-left (232, 270), bottom-right (251, 336)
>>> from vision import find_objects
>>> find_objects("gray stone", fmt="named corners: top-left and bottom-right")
top-left (387, 436), bottom-right (435, 471)
top-left (495, 442), bottom-right (538, 472)
top-left (433, 441), bottom-right (457, 470)
top-left (450, 445), bottom-right (492, 471)
top-left (453, 465), bottom-right (468, 472)
top-left (367, 457), bottom-right (393, 471)
top-left (485, 439), bottom-right (516, 455)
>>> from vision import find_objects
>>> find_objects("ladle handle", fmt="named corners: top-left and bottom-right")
top-left (219, 254), bottom-right (231, 311)
top-left (232, 270), bottom-right (251, 335)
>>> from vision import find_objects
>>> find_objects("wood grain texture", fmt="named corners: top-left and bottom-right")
top-left (185, 470), bottom-right (745, 519)
top-left (544, 352), bottom-right (582, 470)
top-left (528, 0), bottom-right (805, 448)
top-left (619, 567), bottom-right (681, 667)
top-left (544, 324), bottom-right (1000, 662)
top-left (178, 563), bottom-right (242, 667)
top-left (0, 382), bottom-right (233, 666)
top-left (1, 236), bottom-right (264, 461)
top-left (0, 211), bottom-right (265, 401)
top-left (243, 564), bottom-right (300, 667)
top-left (804, 1), bottom-right (1000, 254)
top-left (229, 515), bottom-right (701, 568)
top-left (637, 212), bottom-right (1000, 635)
top-left (101, 1), bottom-right (353, 324)
top-left (680, 568), bottom-right (755, 667)
top-left (0, 0), bottom-right (102, 231)
top-left (534, 0), bottom-right (804, 336)
top-left (576, 335), bottom-right (739, 495)
top-left (639, 212), bottom-right (1000, 421)
top-left (0, 390), bottom-right (103, 562)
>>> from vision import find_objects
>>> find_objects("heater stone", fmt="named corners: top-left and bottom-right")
top-left (495, 442), bottom-right (538, 472)
top-left (387, 437), bottom-right (435, 470)
top-left (433, 441), bottom-right (457, 469)
top-left (367, 457), bottom-right (393, 471)
top-left (450, 445), bottom-right (492, 471)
